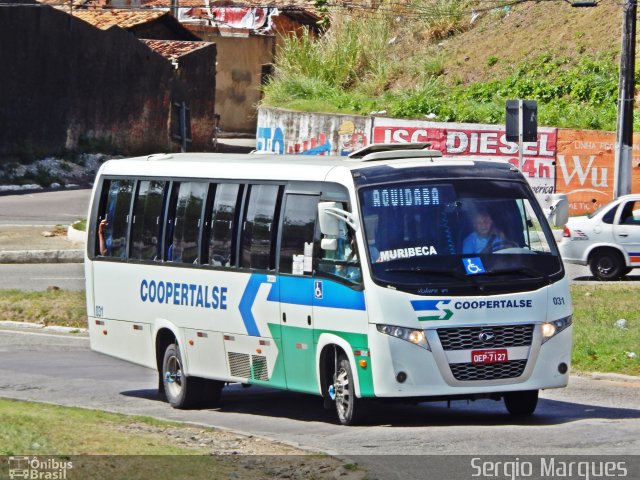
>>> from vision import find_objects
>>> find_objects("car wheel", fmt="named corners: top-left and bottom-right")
top-left (589, 249), bottom-right (625, 281)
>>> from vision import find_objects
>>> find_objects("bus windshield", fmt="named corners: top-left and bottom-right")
top-left (358, 179), bottom-right (563, 295)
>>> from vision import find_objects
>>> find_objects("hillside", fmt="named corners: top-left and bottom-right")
top-left (431, 0), bottom-right (622, 86)
top-left (262, 0), bottom-right (634, 130)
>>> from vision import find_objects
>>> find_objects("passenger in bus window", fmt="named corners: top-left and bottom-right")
top-left (98, 219), bottom-right (109, 256)
top-left (462, 209), bottom-right (507, 254)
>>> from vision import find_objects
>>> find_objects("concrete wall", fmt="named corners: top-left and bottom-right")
top-left (256, 106), bottom-right (640, 215)
top-left (257, 106), bottom-right (372, 156)
top-left (0, 5), bottom-right (177, 159)
top-left (189, 26), bottom-right (274, 134)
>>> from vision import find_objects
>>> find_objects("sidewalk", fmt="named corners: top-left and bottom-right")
top-left (0, 225), bottom-right (84, 263)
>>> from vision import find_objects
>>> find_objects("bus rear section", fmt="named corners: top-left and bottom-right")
top-left (84, 148), bottom-right (571, 425)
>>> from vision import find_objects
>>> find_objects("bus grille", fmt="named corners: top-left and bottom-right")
top-left (228, 352), bottom-right (269, 381)
top-left (450, 359), bottom-right (528, 381)
top-left (437, 324), bottom-right (534, 350)
top-left (251, 355), bottom-right (268, 381)
top-left (228, 352), bottom-right (251, 378)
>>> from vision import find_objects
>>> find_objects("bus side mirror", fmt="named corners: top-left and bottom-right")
top-left (545, 194), bottom-right (569, 227)
top-left (318, 202), bottom-right (341, 236)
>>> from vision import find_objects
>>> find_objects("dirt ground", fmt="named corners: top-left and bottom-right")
top-left (118, 422), bottom-right (366, 480)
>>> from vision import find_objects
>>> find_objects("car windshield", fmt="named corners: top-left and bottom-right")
top-left (358, 179), bottom-right (563, 295)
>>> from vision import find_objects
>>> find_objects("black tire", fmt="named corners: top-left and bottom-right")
top-left (589, 249), bottom-right (626, 281)
top-left (162, 343), bottom-right (203, 409)
top-left (334, 355), bottom-right (363, 425)
top-left (504, 390), bottom-right (539, 416)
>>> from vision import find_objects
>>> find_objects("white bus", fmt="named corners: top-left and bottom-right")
top-left (85, 144), bottom-right (572, 425)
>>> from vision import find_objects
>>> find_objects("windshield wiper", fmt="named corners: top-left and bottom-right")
top-left (384, 267), bottom-right (471, 282)
top-left (484, 266), bottom-right (549, 281)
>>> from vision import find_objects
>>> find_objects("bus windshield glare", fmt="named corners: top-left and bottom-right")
top-left (359, 179), bottom-right (562, 294)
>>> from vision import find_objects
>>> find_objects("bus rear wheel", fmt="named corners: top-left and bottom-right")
top-left (334, 355), bottom-right (364, 425)
top-left (503, 390), bottom-right (539, 416)
top-left (162, 343), bottom-right (206, 409)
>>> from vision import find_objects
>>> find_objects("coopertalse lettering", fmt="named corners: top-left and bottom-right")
top-left (454, 299), bottom-right (533, 310)
top-left (140, 279), bottom-right (228, 309)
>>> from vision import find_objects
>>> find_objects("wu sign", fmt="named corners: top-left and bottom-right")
top-left (505, 100), bottom-right (537, 142)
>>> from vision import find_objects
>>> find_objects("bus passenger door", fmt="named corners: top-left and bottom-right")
top-left (278, 194), bottom-right (318, 393)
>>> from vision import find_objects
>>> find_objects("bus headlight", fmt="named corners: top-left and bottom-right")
top-left (541, 316), bottom-right (572, 344)
top-left (376, 324), bottom-right (430, 350)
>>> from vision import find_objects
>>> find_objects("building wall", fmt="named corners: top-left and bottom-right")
top-left (0, 5), bottom-right (177, 159)
top-left (188, 26), bottom-right (274, 134)
top-left (173, 44), bottom-right (217, 150)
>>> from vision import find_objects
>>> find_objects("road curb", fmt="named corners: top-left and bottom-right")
top-left (0, 320), bottom-right (87, 334)
top-left (0, 249), bottom-right (84, 263)
top-left (585, 372), bottom-right (640, 384)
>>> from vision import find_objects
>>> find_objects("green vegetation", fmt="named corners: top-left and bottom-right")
top-left (263, 1), bottom-right (640, 131)
top-left (0, 289), bottom-right (87, 328)
top-left (570, 284), bottom-right (639, 376)
top-left (0, 398), bottom-right (208, 456)
top-left (72, 218), bottom-right (87, 232)
top-left (0, 398), bottom-right (351, 479)
top-left (1, 285), bottom-right (638, 375)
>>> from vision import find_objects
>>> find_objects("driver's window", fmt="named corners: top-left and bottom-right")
top-left (317, 205), bottom-right (362, 285)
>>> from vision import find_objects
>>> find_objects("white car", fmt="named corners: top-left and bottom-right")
top-left (559, 194), bottom-right (640, 280)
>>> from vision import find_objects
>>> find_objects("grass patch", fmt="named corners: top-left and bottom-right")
top-left (570, 284), bottom-right (640, 376)
top-left (0, 398), bottom-right (355, 479)
top-left (0, 398), bottom-right (208, 456)
top-left (0, 289), bottom-right (87, 329)
top-left (71, 218), bottom-right (87, 232)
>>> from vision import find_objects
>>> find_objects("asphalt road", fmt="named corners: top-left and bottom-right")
top-left (0, 328), bottom-right (638, 478)
top-left (0, 263), bottom-right (85, 290)
top-left (0, 189), bottom-right (92, 226)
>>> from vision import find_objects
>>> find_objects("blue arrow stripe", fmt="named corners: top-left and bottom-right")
top-left (410, 299), bottom-right (442, 311)
top-left (239, 274), bottom-right (268, 337)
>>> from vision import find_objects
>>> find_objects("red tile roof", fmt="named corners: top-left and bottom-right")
top-left (73, 9), bottom-right (168, 29)
top-left (141, 39), bottom-right (213, 60)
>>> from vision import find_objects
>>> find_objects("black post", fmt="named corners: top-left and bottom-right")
top-left (614, 0), bottom-right (637, 198)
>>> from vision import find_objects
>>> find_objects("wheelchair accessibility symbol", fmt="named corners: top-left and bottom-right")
top-left (463, 257), bottom-right (485, 275)
top-left (314, 280), bottom-right (323, 299)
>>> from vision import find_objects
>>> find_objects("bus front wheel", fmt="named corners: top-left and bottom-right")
top-left (162, 343), bottom-right (203, 409)
top-left (503, 390), bottom-right (539, 416)
top-left (334, 355), bottom-right (364, 425)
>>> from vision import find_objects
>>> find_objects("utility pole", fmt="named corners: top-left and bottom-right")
top-left (614, 0), bottom-right (637, 198)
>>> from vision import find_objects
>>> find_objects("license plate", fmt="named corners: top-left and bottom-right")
top-left (471, 348), bottom-right (508, 364)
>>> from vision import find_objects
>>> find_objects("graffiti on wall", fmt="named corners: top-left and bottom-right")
top-left (372, 121), bottom-right (557, 195)
top-left (256, 109), bottom-right (370, 156)
top-left (556, 129), bottom-right (640, 214)
top-left (256, 126), bottom-right (285, 154)
top-left (337, 121), bottom-right (367, 156)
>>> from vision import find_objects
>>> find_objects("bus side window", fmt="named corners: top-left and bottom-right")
top-left (97, 179), bottom-right (134, 259)
top-left (168, 182), bottom-right (207, 264)
top-left (208, 183), bottom-right (242, 267)
top-left (279, 194), bottom-right (318, 275)
top-left (130, 180), bottom-right (167, 261)
top-left (241, 184), bottom-right (282, 270)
